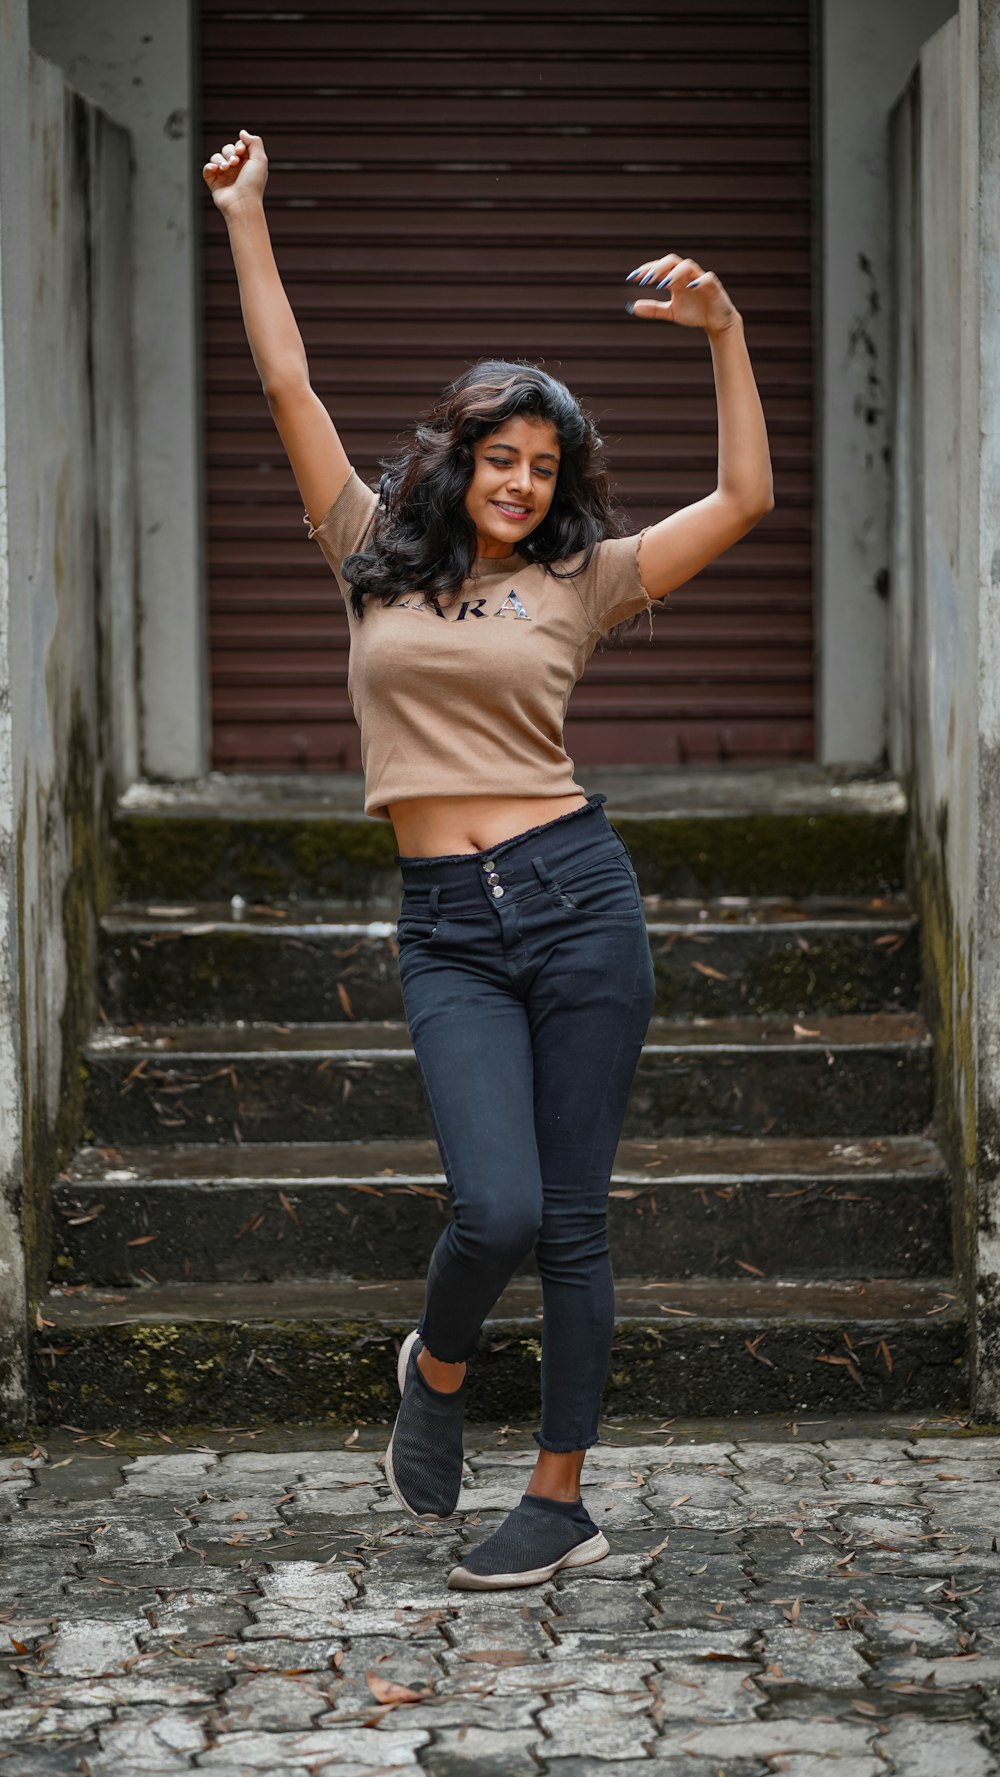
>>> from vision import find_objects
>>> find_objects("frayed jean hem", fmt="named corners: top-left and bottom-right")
top-left (532, 1429), bottom-right (600, 1454)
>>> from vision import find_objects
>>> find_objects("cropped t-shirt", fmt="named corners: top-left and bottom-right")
top-left (305, 470), bottom-right (657, 820)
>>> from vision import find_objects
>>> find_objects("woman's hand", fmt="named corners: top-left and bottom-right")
top-left (625, 254), bottom-right (738, 336)
top-left (203, 128), bottom-right (268, 215)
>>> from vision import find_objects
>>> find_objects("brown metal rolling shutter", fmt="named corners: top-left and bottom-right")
top-left (200, 0), bottom-right (814, 772)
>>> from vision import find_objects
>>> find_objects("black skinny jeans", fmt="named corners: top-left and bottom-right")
top-left (394, 793), bottom-right (656, 1453)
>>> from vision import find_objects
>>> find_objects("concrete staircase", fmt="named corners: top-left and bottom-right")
top-left (31, 768), bottom-right (967, 1428)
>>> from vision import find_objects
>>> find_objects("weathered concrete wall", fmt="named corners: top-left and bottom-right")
top-left (889, 16), bottom-right (976, 1354)
top-left (820, 0), bottom-right (957, 765)
top-left (29, 0), bottom-right (206, 782)
top-left (0, 1), bottom-right (138, 1431)
top-left (888, 1), bottom-right (1000, 1417)
top-left (964, 0), bottom-right (1000, 1415)
top-left (0, 0), bottom-right (31, 1434)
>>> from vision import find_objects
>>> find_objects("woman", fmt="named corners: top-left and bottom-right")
top-left (205, 128), bottom-right (773, 1592)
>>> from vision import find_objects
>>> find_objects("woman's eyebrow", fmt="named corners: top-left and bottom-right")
top-left (487, 443), bottom-right (560, 462)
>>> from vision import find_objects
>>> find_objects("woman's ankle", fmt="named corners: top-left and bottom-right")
top-left (417, 1344), bottom-right (466, 1392)
top-left (526, 1449), bottom-right (586, 1503)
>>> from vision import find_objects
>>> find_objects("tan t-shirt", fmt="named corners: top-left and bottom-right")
top-left (305, 470), bottom-right (656, 820)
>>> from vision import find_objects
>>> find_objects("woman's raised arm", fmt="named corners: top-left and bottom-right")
top-left (624, 252), bottom-right (774, 604)
top-left (204, 129), bottom-right (352, 529)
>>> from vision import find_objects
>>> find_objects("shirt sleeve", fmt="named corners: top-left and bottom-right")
top-left (562, 529), bottom-right (657, 636)
top-left (303, 469), bottom-right (380, 591)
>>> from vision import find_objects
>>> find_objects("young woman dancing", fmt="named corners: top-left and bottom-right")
top-left (205, 128), bottom-right (773, 1592)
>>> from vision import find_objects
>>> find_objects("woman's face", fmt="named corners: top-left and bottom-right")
top-left (464, 415), bottom-right (562, 558)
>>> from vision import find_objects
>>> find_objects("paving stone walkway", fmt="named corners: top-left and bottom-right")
top-left (0, 1413), bottom-right (999, 1775)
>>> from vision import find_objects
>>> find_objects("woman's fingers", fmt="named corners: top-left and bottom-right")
top-left (203, 136), bottom-right (250, 178)
top-left (653, 257), bottom-right (702, 290)
top-left (626, 252), bottom-right (683, 287)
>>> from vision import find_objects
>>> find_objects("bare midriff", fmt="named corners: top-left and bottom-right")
top-left (388, 792), bottom-right (589, 859)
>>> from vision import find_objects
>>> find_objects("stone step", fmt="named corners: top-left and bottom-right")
top-left (81, 1014), bottom-right (933, 1146)
top-left (52, 1134), bottom-right (950, 1287)
top-left (97, 894), bottom-right (921, 1025)
top-left (111, 767), bottom-right (908, 903)
top-left (31, 1274), bottom-right (966, 1430)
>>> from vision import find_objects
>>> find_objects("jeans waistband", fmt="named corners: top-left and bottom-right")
top-left (396, 793), bottom-right (621, 910)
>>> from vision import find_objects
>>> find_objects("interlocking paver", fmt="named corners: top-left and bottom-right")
top-left (119, 1453), bottom-right (219, 1495)
top-left (548, 1580), bottom-right (656, 1633)
top-left (86, 1705), bottom-right (208, 1766)
top-left (874, 1716), bottom-right (997, 1774)
top-left (0, 1420), bottom-right (998, 1774)
top-left (649, 1717), bottom-right (881, 1762)
top-left (535, 1682), bottom-right (659, 1757)
top-left (198, 1724), bottom-right (430, 1765)
top-left (754, 1623), bottom-right (870, 1688)
top-left (42, 1618), bottom-right (141, 1676)
top-left (646, 1656), bottom-right (763, 1719)
top-left (421, 1725), bottom-right (541, 1770)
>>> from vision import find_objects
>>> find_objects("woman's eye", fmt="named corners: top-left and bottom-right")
top-left (487, 459), bottom-right (553, 478)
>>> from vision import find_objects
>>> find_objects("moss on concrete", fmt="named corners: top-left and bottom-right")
top-left (910, 817), bottom-right (975, 1360)
top-left (617, 811), bottom-right (907, 900)
top-left (16, 699), bottom-right (115, 1351)
top-left (112, 807), bottom-right (907, 905)
top-left (30, 1302), bottom-right (967, 1430)
top-left (112, 815), bottom-right (400, 905)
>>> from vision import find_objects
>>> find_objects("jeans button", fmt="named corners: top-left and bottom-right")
top-left (487, 872), bottom-right (500, 884)
top-left (482, 858), bottom-right (495, 871)
top-left (492, 885), bottom-right (504, 898)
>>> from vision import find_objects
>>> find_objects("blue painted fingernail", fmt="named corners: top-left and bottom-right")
top-left (626, 266), bottom-right (643, 279)
top-left (625, 302), bottom-right (635, 314)
top-left (656, 275), bottom-right (673, 288)
top-left (639, 272), bottom-right (656, 286)
top-left (688, 278), bottom-right (701, 287)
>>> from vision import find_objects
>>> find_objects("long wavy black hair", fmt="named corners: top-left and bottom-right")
top-left (342, 359), bottom-right (645, 647)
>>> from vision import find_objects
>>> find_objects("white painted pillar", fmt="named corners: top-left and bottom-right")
top-left (29, 0), bottom-right (206, 781)
top-left (819, 0), bottom-right (957, 764)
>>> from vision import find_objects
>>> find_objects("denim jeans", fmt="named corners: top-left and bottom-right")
top-left (394, 793), bottom-right (656, 1453)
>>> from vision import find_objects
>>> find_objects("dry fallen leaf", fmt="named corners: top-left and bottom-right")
top-left (366, 1673), bottom-right (431, 1705)
top-left (815, 1353), bottom-right (863, 1386)
top-left (745, 1334), bottom-right (776, 1369)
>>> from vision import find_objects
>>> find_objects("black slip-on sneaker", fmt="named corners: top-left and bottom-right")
top-left (447, 1490), bottom-right (610, 1590)
top-left (382, 1328), bottom-right (466, 1520)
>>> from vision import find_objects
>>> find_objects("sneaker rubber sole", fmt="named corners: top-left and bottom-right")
top-left (447, 1527), bottom-right (611, 1591)
top-left (382, 1327), bottom-right (462, 1521)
